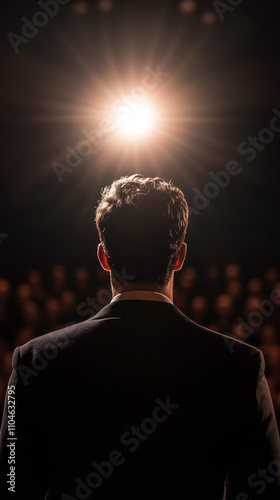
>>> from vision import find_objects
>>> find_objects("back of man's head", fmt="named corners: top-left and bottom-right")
top-left (95, 174), bottom-right (188, 286)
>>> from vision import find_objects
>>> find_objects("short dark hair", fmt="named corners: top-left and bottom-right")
top-left (95, 174), bottom-right (189, 286)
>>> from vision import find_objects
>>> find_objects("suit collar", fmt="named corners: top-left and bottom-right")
top-left (89, 296), bottom-right (186, 321)
top-left (111, 290), bottom-right (173, 305)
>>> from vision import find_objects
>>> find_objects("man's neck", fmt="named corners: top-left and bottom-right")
top-left (110, 274), bottom-right (174, 302)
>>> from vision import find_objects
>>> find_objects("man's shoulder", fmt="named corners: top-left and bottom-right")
top-left (12, 317), bottom-right (103, 386)
top-left (173, 309), bottom-right (261, 358)
top-left (13, 316), bottom-right (96, 367)
top-left (174, 312), bottom-right (263, 383)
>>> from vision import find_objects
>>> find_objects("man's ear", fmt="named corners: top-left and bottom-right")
top-left (97, 243), bottom-right (111, 271)
top-left (173, 243), bottom-right (187, 271)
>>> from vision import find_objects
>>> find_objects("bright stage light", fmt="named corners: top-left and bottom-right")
top-left (114, 101), bottom-right (156, 138)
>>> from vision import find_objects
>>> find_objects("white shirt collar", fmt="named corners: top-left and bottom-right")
top-left (111, 290), bottom-right (173, 305)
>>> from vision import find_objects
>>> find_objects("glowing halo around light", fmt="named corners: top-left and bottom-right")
top-left (113, 100), bottom-right (156, 139)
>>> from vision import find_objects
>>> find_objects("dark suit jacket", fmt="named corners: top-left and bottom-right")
top-left (1, 299), bottom-right (280, 499)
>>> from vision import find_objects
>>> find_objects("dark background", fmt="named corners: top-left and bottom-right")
top-left (1, 0), bottom-right (280, 284)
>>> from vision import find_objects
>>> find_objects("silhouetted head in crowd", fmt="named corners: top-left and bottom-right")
top-left (26, 269), bottom-right (46, 301)
top-left (16, 284), bottom-right (32, 305)
top-left (214, 294), bottom-right (233, 320)
top-left (264, 267), bottom-right (279, 289)
top-left (51, 265), bottom-right (67, 295)
top-left (265, 345), bottom-right (280, 379)
top-left (44, 297), bottom-right (62, 328)
top-left (190, 296), bottom-right (207, 324)
top-left (74, 267), bottom-right (90, 294)
top-left (260, 324), bottom-right (277, 345)
top-left (224, 263), bottom-right (241, 282)
top-left (244, 296), bottom-right (262, 317)
top-left (226, 280), bottom-right (242, 302)
top-left (27, 270), bottom-right (42, 287)
top-left (21, 300), bottom-right (41, 329)
top-left (95, 174), bottom-right (188, 296)
top-left (247, 278), bottom-right (263, 297)
top-left (0, 279), bottom-right (11, 304)
top-left (177, 267), bottom-right (197, 293)
top-left (206, 266), bottom-right (220, 286)
top-left (61, 291), bottom-right (77, 318)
